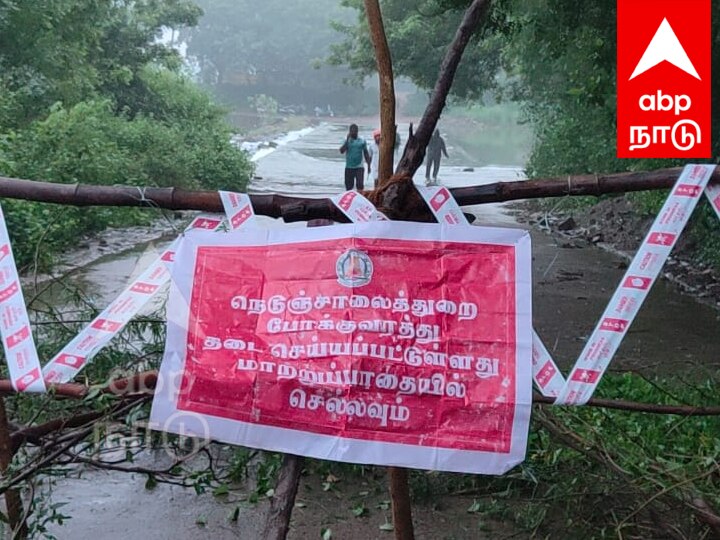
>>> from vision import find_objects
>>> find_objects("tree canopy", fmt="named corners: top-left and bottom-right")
top-left (329, 0), bottom-right (504, 100)
top-left (184, 0), bottom-right (370, 112)
top-left (333, 0), bottom-right (720, 176)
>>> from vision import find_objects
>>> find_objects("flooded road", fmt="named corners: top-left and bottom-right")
top-left (44, 122), bottom-right (719, 539)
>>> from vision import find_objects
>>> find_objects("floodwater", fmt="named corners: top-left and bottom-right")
top-left (41, 122), bottom-right (720, 539)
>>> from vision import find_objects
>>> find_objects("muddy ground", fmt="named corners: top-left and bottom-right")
top-left (511, 197), bottom-right (720, 379)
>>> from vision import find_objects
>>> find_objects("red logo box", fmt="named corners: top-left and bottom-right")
top-left (617, 0), bottom-right (711, 158)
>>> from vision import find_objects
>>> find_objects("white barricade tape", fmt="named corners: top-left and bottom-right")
top-left (42, 214), bottom-right (229, 384)
top-left (414, 186), bottom-right (565, 397)
top-left (415, 186), bottom-right (466, 225)
top-left (530, 332), bottom-right (567, 398)
top-left (0, 206), bottom-right (46, 392)
top-left (331, 191), bottom-right (389, 222)
top-left (554, 164), bottom-right (717, 404)
top-left (220, 191), bottom-right (256, 229)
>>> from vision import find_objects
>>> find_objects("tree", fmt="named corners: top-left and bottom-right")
top-left (184, 0), bottom-right (367, 112)
top-left (502, 0), bottom-right (720, 178)
top-left (329, 0), bottom-right (504, 100)
top-left (0, 0), bottom-right (202, 125)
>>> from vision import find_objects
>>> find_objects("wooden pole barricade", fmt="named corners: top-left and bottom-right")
top-left (0, 166), bottom-right (715, 222)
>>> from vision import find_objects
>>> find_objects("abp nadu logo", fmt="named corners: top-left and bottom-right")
top-left (617, 0), bottom-right (711, 158)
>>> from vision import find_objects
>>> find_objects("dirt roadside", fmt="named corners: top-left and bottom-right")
top-left (505, 198), bottom-right (720, 379)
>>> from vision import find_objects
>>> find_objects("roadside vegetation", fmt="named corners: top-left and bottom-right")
top-left (0, 1), bottom-right (253, 270)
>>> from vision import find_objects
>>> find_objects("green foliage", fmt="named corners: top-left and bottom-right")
top-left (184, 0), bottom-right (367, 112)
top-left (329, 0), bottom-right (503, 100)
top-left (248, 94), bottom-right (279, 117)
top-left (0, 3), bottom-right (252, 269)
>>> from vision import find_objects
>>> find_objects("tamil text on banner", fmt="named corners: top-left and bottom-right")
top-left (415, 186), bottom-right (567, 398)
top-left (151, 222), bottom-right (532, 474)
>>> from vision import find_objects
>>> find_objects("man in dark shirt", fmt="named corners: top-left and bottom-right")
top-left (340, 124), bottom-right (371, 190)
top-left (425, 129), bottom-right (449, 186)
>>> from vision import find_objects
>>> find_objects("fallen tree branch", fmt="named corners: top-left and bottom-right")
top-left (0, 167), bottom-right (709, 223)
top-left (0, 371), bottom-right (157, 399)
top-left (533, 394), bottom-right (720, 416)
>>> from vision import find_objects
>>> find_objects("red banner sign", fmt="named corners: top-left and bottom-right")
top-left (617, 0), bottom-right (711, 158)
top-left (151, 223), bottom-right (532, 474)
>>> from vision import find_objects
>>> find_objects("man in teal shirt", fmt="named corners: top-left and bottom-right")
top-left (340, 124), bottom-right (371, 190)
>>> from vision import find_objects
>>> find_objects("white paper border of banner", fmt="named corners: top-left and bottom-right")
top-left (150, 222), bottom-right (532, 475)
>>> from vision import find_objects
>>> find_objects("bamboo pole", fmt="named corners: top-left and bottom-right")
top-left (364, 0), bottom-right (396, 186)
top-left (0, 398), bottom-right (27, 538)
top-left (260, 454), bottom-right (304, 540)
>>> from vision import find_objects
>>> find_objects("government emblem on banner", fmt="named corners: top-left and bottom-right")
top-left (336, 249), bottom-right (373, 287)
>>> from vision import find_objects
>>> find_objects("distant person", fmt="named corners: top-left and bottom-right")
top-left (340, 124), bottom-right (371, 191)
top-left (369, 129), bottom-right (381, 187)
top-left (425, 129), bottom-right (449, 186)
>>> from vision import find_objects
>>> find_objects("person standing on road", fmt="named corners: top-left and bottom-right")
top-left (340, 124), bottom-right (371, 191)
top-left (425, 129), bottom-right (449, 186)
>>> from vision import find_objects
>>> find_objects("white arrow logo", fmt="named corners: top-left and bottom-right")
top-left (630, 18), bottom-right (700, 80)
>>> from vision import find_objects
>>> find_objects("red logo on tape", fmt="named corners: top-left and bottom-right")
top-left (674, 184), bottom-right (703, 197)
top-left (192, 218), bottom-right (222, 230)
top-left (55, 353), bottom-right (86, 368)
top-left (15, 368), bottom-right (41, 391)
top-left (536, 361), bottom-right (558, 388)
top-left (231, 205), bottom-right (253, 229)
top-left (570, 369), bottom-right (601, 384)
top-left (647, 232), bottom-right (677, 246)
top-left (430, 189), bottom-right (451, 212)
top-left (0, 282), bottom-right (19, 303)
top-left (6, 325), bottom-right (29, 348)
top-left (91, 319), bottom-right (122, 333)
top-left (131, 282), bottom-right (159, 295)
top-left (601, 318), bottom-right (629, 333)
top-left (617, 0), bottom-right (711, 158)
top-left (623, 276), bottom-right (653, 290)
top-left (338, 192), bottom-right (357, 211)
